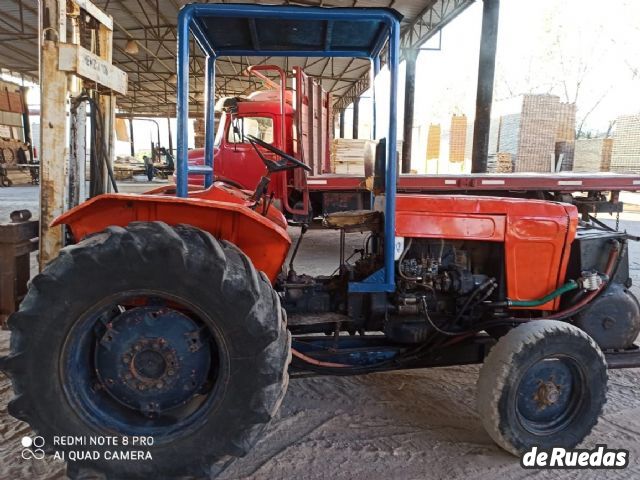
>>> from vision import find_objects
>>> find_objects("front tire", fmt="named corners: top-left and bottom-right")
top-left (477, 320), bottom-right (607, 456)
top-left (3, 222), bottom-right (290, 479)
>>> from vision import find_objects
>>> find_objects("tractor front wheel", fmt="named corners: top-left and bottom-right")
top-left (3, 222), bottom-right (290, 479)
top-left (476, 320), bottom-right (607, 456)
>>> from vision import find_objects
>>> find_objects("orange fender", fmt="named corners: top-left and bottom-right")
top-left (53, 193), bottom-right (291, 283)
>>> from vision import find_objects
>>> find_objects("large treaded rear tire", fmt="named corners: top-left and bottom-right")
top-left (3, 222), bottom-right (290, 479)
top-left (477, 320), bottom-right (607, 456)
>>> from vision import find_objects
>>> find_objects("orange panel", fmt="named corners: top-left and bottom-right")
top-left (52, 193), bottom-right (291, 283)
top-left (396, 195), bottom-right (579, 311)
top-left (396, 212), bottom-right (504, 241)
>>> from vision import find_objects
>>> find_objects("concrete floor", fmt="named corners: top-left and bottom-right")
top-left (1, 184), bottom-right (640, 479)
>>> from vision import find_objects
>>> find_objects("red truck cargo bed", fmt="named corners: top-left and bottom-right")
top-left (306, 172), bottom-right (640, 193)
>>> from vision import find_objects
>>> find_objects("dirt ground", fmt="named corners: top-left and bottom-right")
top-left (1, 185), bottom-right (640, 479)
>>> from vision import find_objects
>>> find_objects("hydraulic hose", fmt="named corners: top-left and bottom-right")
top-left (548, 239), bottom-right (621, 320)
top-left (491, 280), bottom-right (580, 308)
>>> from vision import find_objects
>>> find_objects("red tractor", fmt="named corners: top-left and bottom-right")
top-left (2, 4), bottom-right (639, 479)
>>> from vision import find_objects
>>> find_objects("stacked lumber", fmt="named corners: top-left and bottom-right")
top-left (6, 169), bottom-right (32, 185)
top-left (331, 139), bottom-right (374, 175)
top-left (555, 102), bottom-right (576, 171)
top-left (449, 114), bottom-right (467, 163)
top-left (495, 152), bottom-right (513, 173)
top-left (426, 124), bottom-right (440, 160)
top-left (515, 95), bottom-right (559, 172)
top-left (573, 138), bottom-right (613, 172)
top-left (486, 118), bottom-right (501, 172)
top-left (0, 137), bottom-right (23, 166)
top-left (611, 114), bottom-right (640, 173)
top-left (330, 138), bottom-right (402, 175)
top-left (497, 113), bottom-right (521, 156)
top-left (194, 118), bottom-right (205, 148)
top-left (602, 138), bottom-right (613, 171)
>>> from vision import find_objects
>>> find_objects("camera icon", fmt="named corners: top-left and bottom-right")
top-left (21, 436), bottom-right (45, 460)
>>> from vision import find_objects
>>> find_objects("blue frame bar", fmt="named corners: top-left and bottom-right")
top-left (175, 3), bottom-right (400, 292)
top-left (203, 55), bottom-right (215, 187)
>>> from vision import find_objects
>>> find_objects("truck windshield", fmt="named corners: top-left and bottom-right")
top-left (227, 116), bottom-right (274, 144)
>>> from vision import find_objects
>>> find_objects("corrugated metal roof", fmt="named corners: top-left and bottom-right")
top-left (0, 0), bottom-right (473, 116)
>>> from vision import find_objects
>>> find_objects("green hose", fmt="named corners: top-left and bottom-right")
top-left (506, 280), bottom-right (579, 307)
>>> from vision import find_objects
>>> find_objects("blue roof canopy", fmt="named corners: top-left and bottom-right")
top-left (181, 4), bottom-right (402, 58)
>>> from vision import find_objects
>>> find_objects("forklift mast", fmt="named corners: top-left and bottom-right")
top-left (174, 4), bottom-right (402, 292)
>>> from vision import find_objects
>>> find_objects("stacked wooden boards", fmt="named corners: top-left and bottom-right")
top-left (330, 138), bottom-right (402, 175)
top-left (449, 115), bottom-right (467, 163)
top-left (193, 118), bottom-right (205, 149)
top-left (573, 138), bottom-right (613, 172)
top-left (491, 95), bottom-right (576, 173)
top-left (611, 114), bottom-right (640, 173)
top-left (331, 139), bottom-right (374, 174)
top-left (426, 124), bottom-right (441, 160)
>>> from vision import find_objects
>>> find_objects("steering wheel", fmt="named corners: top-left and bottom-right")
top-left (246, 134), bottom-right (312, 173)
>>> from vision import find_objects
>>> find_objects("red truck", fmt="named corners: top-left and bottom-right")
top-left (183, 65), bottom-right (640, 221)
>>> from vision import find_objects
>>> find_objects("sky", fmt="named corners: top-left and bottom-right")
top-left (412, 0), bottom-right (640, 134)
top-left (338, 0), bottom-right (640, 172)
top-left (7, 0), bottom-right (640, 158)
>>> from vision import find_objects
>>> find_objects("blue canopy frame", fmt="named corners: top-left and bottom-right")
top-left (175, 3), bottom-right (401, 292)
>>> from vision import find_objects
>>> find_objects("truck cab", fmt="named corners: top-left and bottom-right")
top-left (188, 92), bottom-right (295, 193)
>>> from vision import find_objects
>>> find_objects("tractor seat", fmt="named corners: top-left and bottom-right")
top-left (323, 210), bottom-right (382, 232)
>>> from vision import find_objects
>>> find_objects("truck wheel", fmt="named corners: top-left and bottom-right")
top-left (476, 320), bottom-right (607, 456)
top-left (3, 222), bottom-right (290, 479)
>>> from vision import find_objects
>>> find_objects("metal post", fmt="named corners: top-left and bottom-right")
top-left (471, 0), bottom-right (500, 173)
top-left (98, 20), bottom-right (116, 193)
top-left (69, 100), bottom-right (86, 208)
top-left (339, 110), bottom-right (345, 138)
top-left (372, 55), bottom-right (380, 139)
top-left (176, 8), bottom-right (191, 198)
top-left (129, 117), bottom-right (135, 156)
top-left (39, 0), bottom-right (68, 268)
top-left (384, 17), bottom-right (400, 289)
top-left (20, 87), bottom-right (32, 150)
top-left (167, 117), bottom-right (173, 155)
top-left (352, 97), bottom-right (359, 139)
top-left (402, 48), bottom-right (418, 173)
top-left (204, 55), bottom-right (215, 187)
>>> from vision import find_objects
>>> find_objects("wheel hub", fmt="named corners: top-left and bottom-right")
top-left (95, 306), bottom-right (211, 416)
top-left (516, 357), bottom-right (582, 434)
top-left (533, 380), bottom-right (561, 408)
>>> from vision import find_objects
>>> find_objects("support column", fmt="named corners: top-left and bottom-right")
top-left (129, 118), bottom-right (135, 156)
top-left (98, 22), bottom-right (116, 193)
top-left (339, 110), bottom-right (345, 138)
top-left (402, 48), bottom-right (418, 173)
top-left (167, 117), bottom-right (173, 155)
top-left (471, 0), bottom-right (500, 173)
top-left (352, 97), bottom-right (359, 139)
top-left (39, 0), bottom-right (68, 268)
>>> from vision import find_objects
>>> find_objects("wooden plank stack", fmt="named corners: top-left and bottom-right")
top-left (193, 118), bottom-right (205, 149)
top-left (496, 152), bottom-right (513, 173)
top-left (573, 138), bottom-right (613, 172)
top-left (330, 139), bottom-right (374, 175)
top-left (515, 95), bottom-right (560, 172)
top-left (330, 138), bottom-right (402, 175)
top-left (611, 114), bottom-right (640, 173)
top-left (449, 114), bottom-right (467, 163)
top-left (555, 102), bottom-right (577, 171)
top-left (426, 124), bottom-right (440, 160)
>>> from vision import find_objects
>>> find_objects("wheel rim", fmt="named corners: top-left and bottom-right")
top-left (61, 290), bottom-right (224, 441)
top-left (515, 355), bottom-right (585, 436)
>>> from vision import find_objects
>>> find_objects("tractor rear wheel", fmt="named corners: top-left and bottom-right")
top-left (3, 222), bottom-right (290, 479)
top-left (476, 320), bottom-right (607, 456)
